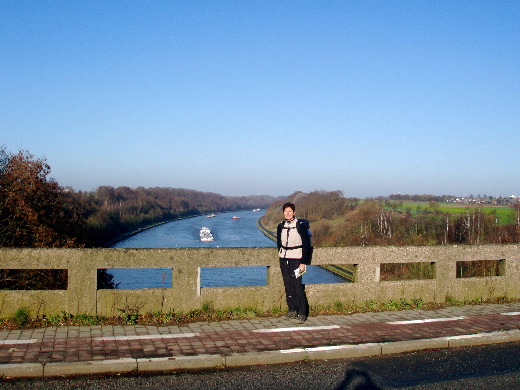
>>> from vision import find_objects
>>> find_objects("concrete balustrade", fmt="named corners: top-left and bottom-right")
top-left (1, 245), bottom-right (519, 317)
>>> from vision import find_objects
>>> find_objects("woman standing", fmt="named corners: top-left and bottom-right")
top-left (277, 202), bottom-right (311, 323)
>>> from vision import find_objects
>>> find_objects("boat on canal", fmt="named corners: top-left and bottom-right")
top-left (199, 227), bottom-right (214, 241)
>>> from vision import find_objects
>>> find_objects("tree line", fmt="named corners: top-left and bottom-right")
top-left (0, 147), bottom-right (279, 289)
top-left (3, 146), bottom-right (519, 250)
top-left (261, 191), bottom-right (520, 247)
top-left (0, 147), bottom-right (278, 248)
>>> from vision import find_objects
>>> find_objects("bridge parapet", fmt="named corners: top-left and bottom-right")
top-left (0, 245), bottom-right (518, 316)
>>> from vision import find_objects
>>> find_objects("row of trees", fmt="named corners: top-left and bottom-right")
top-left (262, 191), bottom-right (520, 247)
top-left (80, 186), bottom-right (277, 246)
top-left (3, 146), bottom-right (519, 250)
top-left (0, 147), bottom-right (277, 248)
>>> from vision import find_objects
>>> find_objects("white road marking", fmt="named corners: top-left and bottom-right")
top-left (280, 343), bottom-right (380, 354)
top-left (253, 325), bottom-right (341, 333)
top-left (443, 333), bottom-right (488, 340)
top-left (95, 333), bottom-right (198, 341)
top-left (388, 316), bottom-right (465, 325)
top-left (0, 339), bottom-right (37, 345)
top-left (280, 347), bottom-right (306, 353)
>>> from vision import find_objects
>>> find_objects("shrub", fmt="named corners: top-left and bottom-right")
top-left (12, 307), bottom-right (30, 327)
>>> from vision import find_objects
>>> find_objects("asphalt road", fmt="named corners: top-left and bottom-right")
top-left (2, 342), bottom-right (519, 389)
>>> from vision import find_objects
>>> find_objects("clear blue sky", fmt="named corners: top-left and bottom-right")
top-left (2, 1), bottom-right (519, 198)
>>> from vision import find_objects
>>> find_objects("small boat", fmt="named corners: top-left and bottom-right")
top-left (206, 213), bottom-right (216, 218)
top-left (232, 216), bottom-right (240, 220)
top-left (199, 227), bottom-right (214, 241)
top-left (252, 208), bottom-right (261, 212)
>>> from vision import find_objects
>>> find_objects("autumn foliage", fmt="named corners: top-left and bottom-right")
top-left (0, 147), bottom-right (278, 248)
top-left (0, 147), bottom-right (85, 248)
top-left (2, 147), bottom-right (519, 250)
top-left (262, 191), bottom-right (520, 247)
top-left (0, 146), bottom-right (279, 289)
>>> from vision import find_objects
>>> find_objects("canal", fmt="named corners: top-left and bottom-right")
top-left (109, 209), bottom-right (347, 288)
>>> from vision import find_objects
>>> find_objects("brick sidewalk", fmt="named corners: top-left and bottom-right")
top-left (1, 302), bottom-right (519, 378)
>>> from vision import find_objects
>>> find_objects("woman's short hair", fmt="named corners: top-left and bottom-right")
top-left (282, 202), bottom-right (295, 212)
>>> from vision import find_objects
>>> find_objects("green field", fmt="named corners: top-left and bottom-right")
top-left (389, 201), bottom-right (515, 225)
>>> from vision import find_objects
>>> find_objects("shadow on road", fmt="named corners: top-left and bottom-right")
top-left (334, 368), bottom-right (382, 390)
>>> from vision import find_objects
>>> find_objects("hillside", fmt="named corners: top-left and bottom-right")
top-left (261, 191), bottom-right (520, 246)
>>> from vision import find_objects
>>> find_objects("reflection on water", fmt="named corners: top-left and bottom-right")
top-left (108, 210), bottom-right (347, 288)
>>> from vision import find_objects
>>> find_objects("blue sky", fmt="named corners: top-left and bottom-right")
top-left (2, 1), bottom-right (519, 198)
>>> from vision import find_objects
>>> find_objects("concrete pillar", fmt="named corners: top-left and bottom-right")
top-left (171, 250), bottom-right (202, 312)
top-left (67, 250), bottom-right (98, 315)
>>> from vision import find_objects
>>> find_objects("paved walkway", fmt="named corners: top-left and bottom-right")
top-left (1, 302), bottom-right (519, 378)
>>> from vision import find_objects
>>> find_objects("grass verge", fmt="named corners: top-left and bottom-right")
top-left (0, 296), bottom-right (517, 330)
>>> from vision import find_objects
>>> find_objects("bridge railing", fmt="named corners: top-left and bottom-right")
top-left (1, 245), bottom-right (518, 317)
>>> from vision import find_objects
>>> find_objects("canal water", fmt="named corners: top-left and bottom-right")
top-left (109, 209), bottom-right (346, 288)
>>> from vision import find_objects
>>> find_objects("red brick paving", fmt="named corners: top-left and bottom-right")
top-left (0, 303), bottom-right (519, 365)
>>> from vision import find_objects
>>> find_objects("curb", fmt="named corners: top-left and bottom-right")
top-left (2, 329), bottom-right (519, 379)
